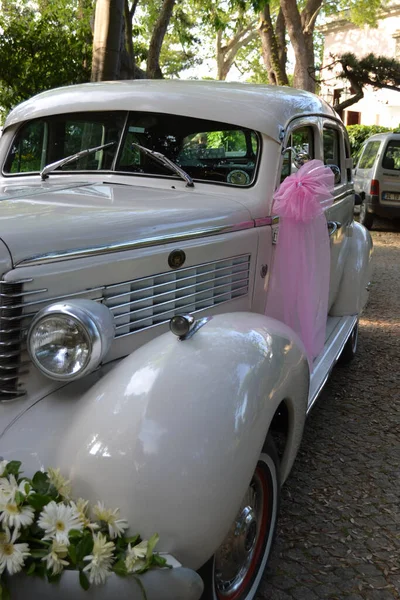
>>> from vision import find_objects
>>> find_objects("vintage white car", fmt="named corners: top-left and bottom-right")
top-left (0, 81), bottom-right (372, 599)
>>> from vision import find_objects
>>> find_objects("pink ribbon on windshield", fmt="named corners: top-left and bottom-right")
top-left (265, 159), bottom-right (334, 367)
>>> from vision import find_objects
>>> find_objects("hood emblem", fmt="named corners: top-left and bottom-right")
top-left (168, 249), bottom-right (186, 269)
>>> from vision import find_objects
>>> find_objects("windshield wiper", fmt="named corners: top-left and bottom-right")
top-left (40, 141), bottom-right (116, 181)
top-left (131, 142), bottom-right (194, 187)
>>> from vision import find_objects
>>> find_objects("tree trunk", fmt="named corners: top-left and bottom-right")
top-left (280, 0), bottom-right (322, 93)
top-left (216, 23), bottom-right (258, 81)
top-left (91, 0), bottom-right (124, 81)
top-left (258, 4), bottom-right (288, 85)
top-left (276, 9), bottom-right (287, 78)
top-left (146, 0), bottom-right (176, 79)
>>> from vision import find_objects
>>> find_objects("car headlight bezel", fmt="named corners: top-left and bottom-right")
top-left (27, 299), bottom-right (115, 382)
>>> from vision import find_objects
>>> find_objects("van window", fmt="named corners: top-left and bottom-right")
top-left (358, 141), bottom-right (381, 169)
top-left (382, 140), bottom-right (400, 170)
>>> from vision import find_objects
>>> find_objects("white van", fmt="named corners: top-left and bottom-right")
top-left (354, 132), bottom-right (400, 229)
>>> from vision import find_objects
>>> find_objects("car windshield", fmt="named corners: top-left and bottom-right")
top-left (3, 111), bottom-right (260, 187)
top-left (382, 139), bottom-right (400, 170)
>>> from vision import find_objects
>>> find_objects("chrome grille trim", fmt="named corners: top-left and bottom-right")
top-left (105, 254), bottom-right (251, 336)
top-left (0, 254), bottom-right (251, 400)
top-left (108, 268), bottom-right (250, 312)
top-left (0, 279), bottom-right (39, 399)
top-left (114, 284), bottom-right (250, 332)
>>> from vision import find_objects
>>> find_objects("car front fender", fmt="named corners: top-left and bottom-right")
top-left (0, 312), bottom-right (309, 570)
top-left (330, 221), bottom-right (373, 316)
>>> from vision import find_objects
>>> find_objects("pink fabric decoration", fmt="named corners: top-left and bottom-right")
top-left (265, 159), bottom-right (334, 367)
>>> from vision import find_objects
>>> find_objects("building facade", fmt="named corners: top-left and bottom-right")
top-left (320, 2), bottom-right (400, 128)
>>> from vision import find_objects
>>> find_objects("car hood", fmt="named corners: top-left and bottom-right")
top-left (0, 180), bottom-right (252, 266)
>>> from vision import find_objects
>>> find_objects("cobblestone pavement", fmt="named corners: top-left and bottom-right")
top-left (257, 218), bottom-right (400, 600)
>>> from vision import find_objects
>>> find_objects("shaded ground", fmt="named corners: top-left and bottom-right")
top-left (258, 218), bottom-right (400, 600)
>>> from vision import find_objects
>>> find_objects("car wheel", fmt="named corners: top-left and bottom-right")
top-left (338, 320), bottom-right (359, 365)
top-left (359, 200), bottom-right (374, 229)
top-left (199, 436), bottom-right (280, 600)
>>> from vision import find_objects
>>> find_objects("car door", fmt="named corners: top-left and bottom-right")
top-left (321, 120), bottom-right (354, 311)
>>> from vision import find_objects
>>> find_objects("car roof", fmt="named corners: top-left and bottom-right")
top-left (362, 132), bottom-right (400, 143)
top-left (4, 80), bottom-right (338, 143)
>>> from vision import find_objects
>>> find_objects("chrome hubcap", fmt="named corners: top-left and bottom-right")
top-left (214, 479), bottom-right (262, 595)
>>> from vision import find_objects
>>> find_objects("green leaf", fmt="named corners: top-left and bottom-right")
top-left (113, 559), bottom-right (128, 577)
top-left (151, 554), bottom-right (169, 568)
top-left (27, 493), bottom-right (52, 511)
top-left (76, 533), bottom-right (94, 564)
top-left (68, 543), bottom-right (77, 566)
top-left (125, 534), bottom-right (140, 546)
top-left (32, 471), bottom-right (50, 495)
top-left (14, 490), bottom-right (24, 506)
top-left (5, 460), bottom-right (21, 477)
top-left (47, 571), bottom-right (62, 584)
top-left (146, 533), bottom-right (159, 560)
top-left (29, 549), bottom-right (48, 559)
top-left (0, 581), bottom-right (11, 600)
top-left (79, 570), bottom-right (90, 591)
top-left (68, 529), bottom-right (83, 541)
top-left (26, 562), bottom-right (36, 576)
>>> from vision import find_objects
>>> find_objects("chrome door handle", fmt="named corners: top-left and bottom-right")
top-left (327, 221), bottom-right (342, 236)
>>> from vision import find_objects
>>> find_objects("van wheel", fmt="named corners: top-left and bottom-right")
top-left (199, 436), bottom-right (280, 600)
top-left (338, 321), bottom-right (358, 365)
top-left (359, 200), bottom-right (374, 229)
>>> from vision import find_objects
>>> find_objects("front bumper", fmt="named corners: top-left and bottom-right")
top-left (6, 555), bottom-right (204, 600)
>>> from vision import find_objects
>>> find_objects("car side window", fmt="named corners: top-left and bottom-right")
top-left (382, 140), bottom-right (400, 170)
top-left (281, 126), bottom-right (315, 182)
top-left (358, 141), bottom-right (381, 169)
top-left (323, 127), bottom-right (341, 166)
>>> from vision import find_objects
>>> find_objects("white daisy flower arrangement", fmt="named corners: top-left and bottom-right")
top-left (0, 460), bottom-right (167, 598)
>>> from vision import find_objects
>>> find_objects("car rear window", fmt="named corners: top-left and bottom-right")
top-left (382, 140), bottom-right (400, 170)
top-left (358, 141), bottom-right (381, 169)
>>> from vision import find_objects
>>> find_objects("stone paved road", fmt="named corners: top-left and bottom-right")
top-left (258, 218), bottom-right (400, 600)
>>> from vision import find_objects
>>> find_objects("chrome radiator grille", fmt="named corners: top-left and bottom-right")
top-left (0, 254), bottom-right (250, 400)
top-left (105, 255), bottom-right (251, 337)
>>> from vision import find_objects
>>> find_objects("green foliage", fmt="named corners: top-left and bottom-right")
top-left (334, 52), bottom-right (400, 89)
top-left (0, 1), bottom-right (92, 122)
top-left (346, 124), bottom-right (400, 161)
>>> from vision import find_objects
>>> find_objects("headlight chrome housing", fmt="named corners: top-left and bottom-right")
top-left (27, 300), bottom-right (115, 381)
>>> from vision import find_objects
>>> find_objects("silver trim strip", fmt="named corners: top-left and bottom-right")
top-left (307, 315), bottom-right (358, 415)
top-left (15, 222), bottom-right (255, 267)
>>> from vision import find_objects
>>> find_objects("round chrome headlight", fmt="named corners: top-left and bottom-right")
top-left (27, 300), bottom-right (115, 381)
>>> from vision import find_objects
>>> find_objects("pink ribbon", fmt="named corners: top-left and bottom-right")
top-left (265, 160), bottom-right (334, 367)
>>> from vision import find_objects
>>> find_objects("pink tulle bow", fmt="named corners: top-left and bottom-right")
top-left (273, 159), bottom-right (334, 222)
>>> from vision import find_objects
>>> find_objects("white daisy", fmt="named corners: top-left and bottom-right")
top-left (0, 527), bottom-right (30, 575)
top-left (70, 499), bottom-right (99, 532)
top-left (18, 479), bottom-right (33, 498)
top-left (125, 540), bottom-right (149, 573)
top-left (38, 501), bottom-right (83, 544)
top-left (0, 500), bottom-right (35, 531)
top-left (42, 540), bottom-right (69, 575)
top-left (93, 502), bottom-right (128, 539)
top-left (0, 475), bottom-right (19, 502)
top-left (47, 468), bottom-right (71, 500)
top-left (83, 532), bottom-right (115, 585)
top-left (0, 461), bottom-right (8, 477)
